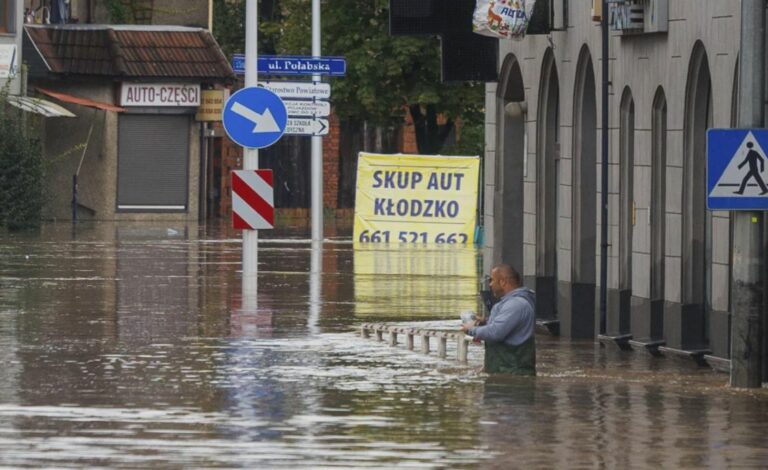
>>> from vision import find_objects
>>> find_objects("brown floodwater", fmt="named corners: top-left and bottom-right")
top-left (0, 221), bottom-right (766, 468)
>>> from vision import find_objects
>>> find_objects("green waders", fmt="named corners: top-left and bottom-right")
top-left (483, 336), bottom-right (536, 376)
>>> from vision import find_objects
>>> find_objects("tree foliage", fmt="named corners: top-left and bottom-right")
top-left (214, 0), bottom-right (484, 155)
top-left (102, 0), bottom-right (131, 23)
top-left (213, 0), bottom-right (282, 59)
top-left (0, 92), bottom-right (45, 230)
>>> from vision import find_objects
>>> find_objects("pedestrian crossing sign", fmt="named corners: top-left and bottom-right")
top-left (707, 129), bottom-right (768, 210)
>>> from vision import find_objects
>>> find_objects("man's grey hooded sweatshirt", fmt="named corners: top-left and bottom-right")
top-left (468, 287), bottom-right (535, 346)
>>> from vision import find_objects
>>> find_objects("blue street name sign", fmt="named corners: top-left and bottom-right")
top-left (222, 87), bottom-right (287, 149)
top-left (707, 128), bottom-right (768, 210)
top-left (231, 54), bottom-right (346, 77)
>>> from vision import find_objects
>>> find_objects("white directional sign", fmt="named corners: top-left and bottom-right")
top-left (284, 99), bottom-right (330, 117)
top-left (286, 118), bottom-right (329, 136)
top-left (259, 81), bottom-right (331, 100)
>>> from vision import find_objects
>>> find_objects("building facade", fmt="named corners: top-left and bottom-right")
top-left (484, 1), bottom-right (747, 362)
top-left (23, 24), bottom-right (233, 221)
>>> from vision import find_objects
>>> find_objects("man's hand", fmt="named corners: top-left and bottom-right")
top-left (461, 322), bottom-right (475, 333)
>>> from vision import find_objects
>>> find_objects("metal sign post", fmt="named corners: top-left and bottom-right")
top-left (243, 0), bottom-right (259, 303)
top-left (730, 0), bottom-right (765, 388)
top-left (231, 2), bottom-right (341, 244)
top-left (311, 0), bottom-right (323, 243)
top-left (231, 1), bottom-right (288, 307)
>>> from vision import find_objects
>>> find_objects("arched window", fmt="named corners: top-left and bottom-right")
top-left (680, 41), bottom-right (713, 349)
top-left (569, 45), bottom-right (598, 339)
top-left (572, 46), bottom-right (597, 287)
top-left (535, 48), bottom-right (560, 321)
top-left (494, 54), bottom-right (526, 270)
top-left (650, 87), bottom-right (667, 340)
top-left (616, 87), bottom-right (635, 334)
top-left (619, 87), bottom-right (635, 293)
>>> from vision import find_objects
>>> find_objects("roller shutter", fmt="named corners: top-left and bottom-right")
top-left (117, 114), bottom-right (189, 211)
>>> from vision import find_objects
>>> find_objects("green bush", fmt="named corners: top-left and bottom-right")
top-left (0, 91), bottom-right (45, 230)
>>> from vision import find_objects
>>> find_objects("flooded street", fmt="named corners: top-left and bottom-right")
top-left (0, 222), bottom-right (767, 468)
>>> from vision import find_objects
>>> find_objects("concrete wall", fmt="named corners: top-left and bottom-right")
top-left (39, 80), bottom-right (201, 222)
top-left (486, 1), bottom-right (739, 355)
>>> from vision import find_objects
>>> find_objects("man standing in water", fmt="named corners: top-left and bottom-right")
top-left (462, 264), bottom-right (536, 375)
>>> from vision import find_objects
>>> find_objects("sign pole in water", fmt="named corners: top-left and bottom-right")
top-left (730, 0), bottom-right (764, 388)
top-left (243, 0), bottom-right (259, 299)
top-left (311, 0), bottom-right (323, 243)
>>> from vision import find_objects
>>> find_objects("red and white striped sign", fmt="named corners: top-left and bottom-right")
top-left (232, 170), bottom-right (274, 230)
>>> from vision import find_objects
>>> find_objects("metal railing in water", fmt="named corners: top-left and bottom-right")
top-left (359, 323), bottom-right (474, 363)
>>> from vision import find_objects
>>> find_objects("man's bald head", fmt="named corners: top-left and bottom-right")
top-left (489, 264), bottom-right (521, 296)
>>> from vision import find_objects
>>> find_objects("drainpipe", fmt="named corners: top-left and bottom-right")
top-left (599, 0), bottom-right (609, 335)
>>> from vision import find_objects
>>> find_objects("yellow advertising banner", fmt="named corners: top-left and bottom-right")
top-left (353, 153), bottom-right (480, 244)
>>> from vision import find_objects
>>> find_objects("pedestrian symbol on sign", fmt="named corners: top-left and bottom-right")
top-left (708, 130), bottom-right (768, 209)
top-left (732, 142), bottom-right (768, 195)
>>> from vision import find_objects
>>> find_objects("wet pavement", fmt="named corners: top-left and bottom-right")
top-left (0, 221), bottom-right (767, 468)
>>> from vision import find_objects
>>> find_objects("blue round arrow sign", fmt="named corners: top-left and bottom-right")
top-left (222, 87), bottom-right (288, 149)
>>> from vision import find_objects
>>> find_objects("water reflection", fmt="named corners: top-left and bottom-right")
top-left (353, 243), bottom-right (481, 320)
top-left (116, 225), bottom-right (196, 346)
top-left (0, 222), bottom-right (766, 468)
top-left (308, 240), bottom-right (323, 335)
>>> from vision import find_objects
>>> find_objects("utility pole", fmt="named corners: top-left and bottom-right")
top-left (731, 0), bottom-right (765, 388)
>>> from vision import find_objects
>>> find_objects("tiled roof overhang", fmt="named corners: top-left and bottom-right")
top-left (25, 25), bottom-right (235, 82)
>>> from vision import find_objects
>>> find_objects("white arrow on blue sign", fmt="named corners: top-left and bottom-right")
top-left (707, 128), bottom-right (768, 210)
top-left (222, 87), bottom-right (287, 149)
